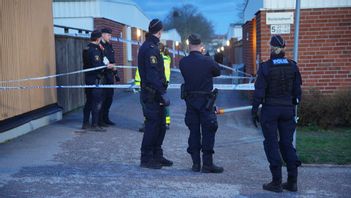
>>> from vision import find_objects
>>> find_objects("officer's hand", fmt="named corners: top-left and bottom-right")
top-left (115, 74), bottom-right (120, 82)
top-left (160, 93), bottom-right (170, 106)
top-left (107, 64), bottom-right (114, 69)
top-left (251, 108), bottom-right (260, 128)
top-left (164, 81), bottom-right (169, 89)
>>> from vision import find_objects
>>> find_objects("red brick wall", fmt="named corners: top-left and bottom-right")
top-left (242, 19), bottom-right (257, 75)
top-left (94, 18), bottom-right (126, 82)
top-left (251, 8), bottom-right (351, 94)
top-left (131, 27), bottom-right (139, 66)
top-left (131, 27), bottom-right (140, 79)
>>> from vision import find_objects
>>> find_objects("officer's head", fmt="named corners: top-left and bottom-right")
top-left (101, 28), bottom-right (112, 42)
top-left (188, 33), bottom-right (202, 52)
top-left (90, 30), bottom-right (102, 43)
top-left (148, 19), bottom-right (163, 38)
top-left (159, 42), bottom-right (165, 52)
top-left (270, 35), bottom-right (286, 56)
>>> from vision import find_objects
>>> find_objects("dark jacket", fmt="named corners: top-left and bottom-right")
top-left (137, 35), bottom-right (167, 95)
top-left (82, 42), bottom-right (104, 85)
top-left (252, 57), bottom-right (302, 109)
top-left (180, 51), bottom-right (221, 93)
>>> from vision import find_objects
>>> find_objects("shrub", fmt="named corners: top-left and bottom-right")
top-left (298, 89), bottom-right (351, 128)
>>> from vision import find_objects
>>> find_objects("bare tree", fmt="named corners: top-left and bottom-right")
top-left (163, 4), bottom-right (214, 44)
top-left (236, 0), bottom-right (248, 23)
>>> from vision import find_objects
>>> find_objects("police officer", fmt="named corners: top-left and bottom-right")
top-left (99, 28), bottom-right (119, 126)
top-left (252, 35), bottom-right (302, 192)
top-left (82, 30), bottom-right (112, 132)
top-left (137, 43), bottom-right (172, 132)
top-left (159, 43), bottom-right (172, 129)
top-left (138, 19), bottom-right (173, 169)
top-left (180, 33), bottom-right (224, 173)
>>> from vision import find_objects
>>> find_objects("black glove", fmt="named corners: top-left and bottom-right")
top-left (163, 81), bottom-right (169, 89)
top-left (113, 70), bottom-right (120, 82)
top-left (160, 93), bottom-right (170, 106)
top-left (115, 74), bottom-right (120, 82)
top-left (251, 108), bottom-right (260, 128)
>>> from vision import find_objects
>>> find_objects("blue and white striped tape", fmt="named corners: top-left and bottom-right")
top-left (0, 64), bottom-right (255, 84)
top-left (0, 83), bottom-right (255, 91)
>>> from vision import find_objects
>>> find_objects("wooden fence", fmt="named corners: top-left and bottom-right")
top-left (55, 35), bottom-right (88, 113)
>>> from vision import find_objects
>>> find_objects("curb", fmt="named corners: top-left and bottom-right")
top-left (302, 164), bottom-right (351, 168)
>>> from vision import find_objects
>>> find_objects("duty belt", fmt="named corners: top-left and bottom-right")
top-left (141, 85), bottom-right (156, 95)
top-left (264, 97), bottom-right (293, 106)
top-left (187, 91), bottom-right (211, 96)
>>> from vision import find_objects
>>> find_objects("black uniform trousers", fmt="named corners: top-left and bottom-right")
top-left (260, 105), bottom-right (301, 180)
top-left (100, 72), bottom-right (114, 122)
top-left (140, 89), bottom-right (166, 161)
top-left (83, 87), bottom-right (104, 126)
top-left (185, 96), bottom-right (218, 157)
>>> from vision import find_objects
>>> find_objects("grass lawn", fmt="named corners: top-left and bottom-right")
top-left (296, 127), bottom-right (351, 165)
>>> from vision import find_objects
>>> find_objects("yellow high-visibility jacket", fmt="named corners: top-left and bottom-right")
top-left (162, 53), bottom-right (171, 82)
top-left (135, 68), bottom-right (141, 86)
top-left (134, 53), bottom-right (171, 86)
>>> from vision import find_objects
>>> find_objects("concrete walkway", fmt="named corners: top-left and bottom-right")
top-left (0, 89), bottom-right (350, 198)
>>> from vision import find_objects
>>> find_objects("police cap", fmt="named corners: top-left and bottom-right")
top-left (101, 28), bottom-right (112, 34)
top-left (90, 30), bottom-right (102, 40)
top-left (270, 35), bottom-right (286, 48)
top-left (149, 19), bottom-right (163, 34)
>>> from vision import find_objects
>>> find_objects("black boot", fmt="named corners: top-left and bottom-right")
top-left (283, 166), bottom-right (298, 192)
top-left (190, 152), bottom-right (201, 172)
top-left (89, 125), bottom-right (106, 132)
top-left (104, 116), bottom-right (116, 126)
top-left (98, 121), bottom-right (109, 127)
top-left (192, 164), bottom-right (201, 172)
top-left (263, 166), bottom-right (283, 193)
top-left (201, 154), bottom-right (223, 173)
top-left (263, 180), bottom-right (283, 193)
top-left (154, 150), bottom-right (173, 167)
top-left (157, 156), bottom-right (173, 167)
top-left (98, 113), bottom-right (109, 127)
top-left (140, 159), bottom-right (162, 169)
top-left (282, 177), bottom-right (297, 192)
top-left (81, 122), bottom-right (90, 130)
top-left (140, 152), bottom-right (162, 169)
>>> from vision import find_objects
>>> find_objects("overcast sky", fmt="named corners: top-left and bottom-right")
top-left (133, 0), bottom-right (244, 35)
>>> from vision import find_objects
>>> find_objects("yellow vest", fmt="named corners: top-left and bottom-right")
top-left (134, 53), bottom-right (171, 86)
top-left (162, 53), bottom-right (171, 82)
top-left (134, 68), bottom-right (141, 86)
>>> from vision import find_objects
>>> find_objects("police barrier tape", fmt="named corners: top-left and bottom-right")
top-left (167, 83), bottom-right (254, 90)
top-left (0, 65), bottom-right (142, 84)
top-left (0, 83), bottom-right (255, 91)
top-left (0, 65), bottom-right (108, 84)
top-left (218, 64), bottom-right (253, 78)
top-left (0, 64), bottom-right (255, 85)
